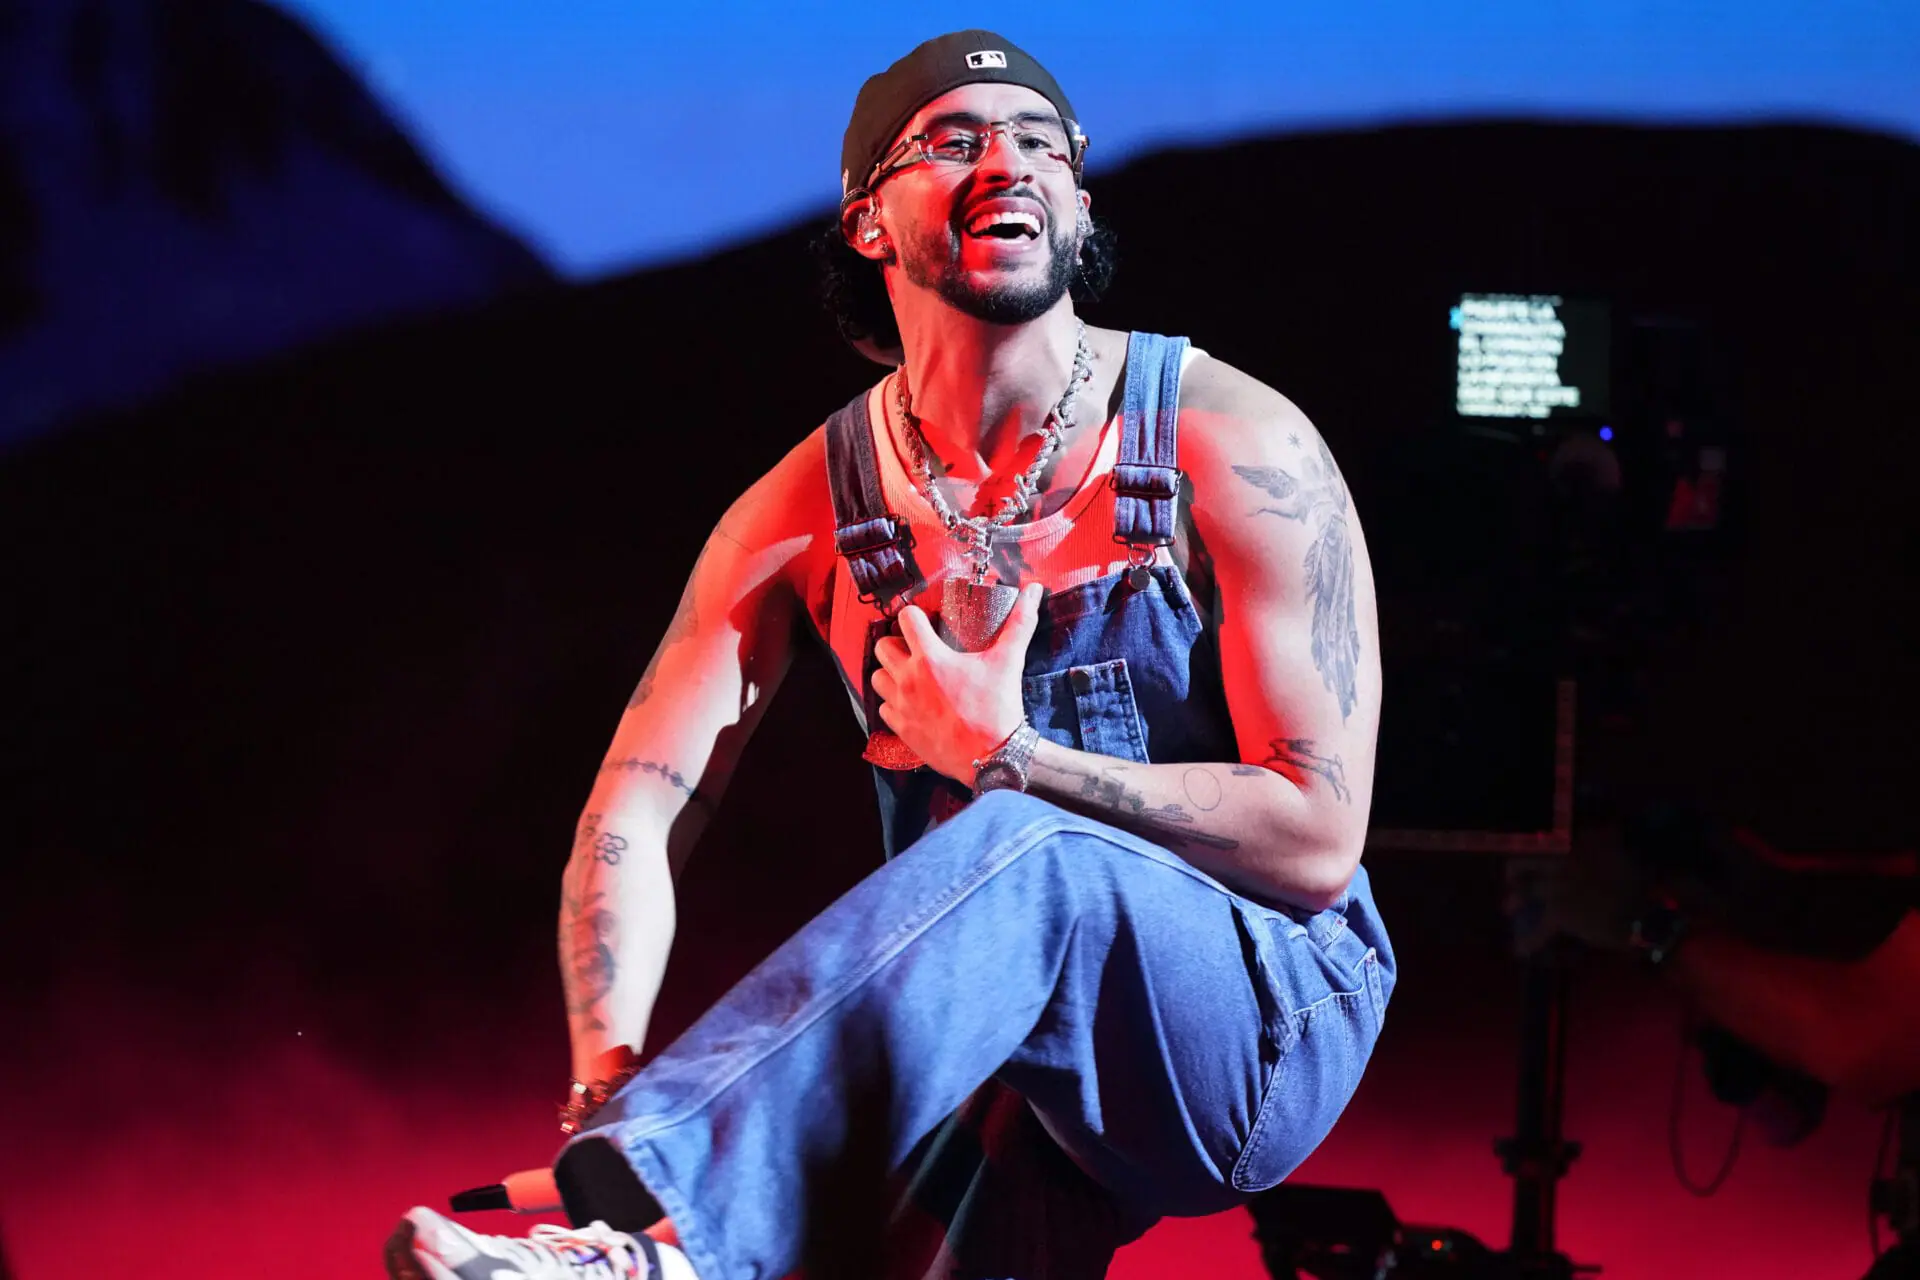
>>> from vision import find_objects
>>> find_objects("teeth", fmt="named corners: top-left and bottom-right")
top-left (966, 210), bottom-right (1041, 236)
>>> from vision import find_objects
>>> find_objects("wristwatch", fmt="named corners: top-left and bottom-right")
top-left (972, 722), bottom-right (1040, 797)
top-left (1626, 893), bottom-right (1690, 968)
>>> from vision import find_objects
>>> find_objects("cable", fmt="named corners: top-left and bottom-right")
top-left (1870, 1105), bottom-right (1898, 1260)
top-left (1669, 1010), bottom-right (1745, 1196)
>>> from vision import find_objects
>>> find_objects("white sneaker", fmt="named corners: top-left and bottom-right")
top-left (385, 1206), bottom-right (659, 1280)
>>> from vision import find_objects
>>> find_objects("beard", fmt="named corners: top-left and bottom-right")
top-left (900, 216), bottom-right (1077, 325)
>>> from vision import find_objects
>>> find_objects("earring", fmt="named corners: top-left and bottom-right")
top-left (861, 225), bottom-right (883, 244)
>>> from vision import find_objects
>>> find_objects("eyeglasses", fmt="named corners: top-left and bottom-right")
top-left (863, 116), bottom-right (1088, 192)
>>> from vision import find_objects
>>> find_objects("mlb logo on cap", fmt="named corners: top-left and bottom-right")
top-left (965, 50), bottom-right (1007, 69)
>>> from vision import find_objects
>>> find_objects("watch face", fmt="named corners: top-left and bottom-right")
top-left (975, 762), bottom-right (1024, 794)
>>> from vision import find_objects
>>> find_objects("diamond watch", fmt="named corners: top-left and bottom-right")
top-left (972, 722), bottom-right (1041, 797)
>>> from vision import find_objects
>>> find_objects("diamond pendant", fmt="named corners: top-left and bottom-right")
top-left (937, 577), bottom-right (1021, 652)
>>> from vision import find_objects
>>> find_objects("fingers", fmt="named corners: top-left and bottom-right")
top-left (873, 635), bottom-right (910, 671)
top-left (875, 698), bottom-right (900, 731)
top-left (991, 582), bottom-right (1047, 653)
top-left (871, 667), bottom-right (897, 703)
top-left (896, 604), bottom-right (942, 654)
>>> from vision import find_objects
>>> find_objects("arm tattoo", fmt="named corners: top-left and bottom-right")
top-left (1055, 763), bottom-right (1241, 852)
top-left (1231, 441), bottom-right (1361, 721)
top-left (628, 545), bottom-right (708, 710)
top-left (560, 834), bottom-right (620, 1032)
top-left (1263, 737), bottom-right (1352, 805)
top-left (1181, 767), bottom-right (1224, 811)
top-left (598, 757), bottom-right (707, 807)
top-left (573, 811), bottom-right (628, 865)
top-left (563, 904), bottom-right (618, 1030)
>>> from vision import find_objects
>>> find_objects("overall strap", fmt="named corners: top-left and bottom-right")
top-left (824, 387), bottom-right (921, 613)
top-left (1111, 331), bottom-right (1191, 550)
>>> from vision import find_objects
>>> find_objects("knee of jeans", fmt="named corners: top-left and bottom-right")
top-left (933, 791), bottom-right (1086, 875)
top-left (929, 792), bottom-right (1139, 892)
top-left (964, 788), bottom-right (1060, 830)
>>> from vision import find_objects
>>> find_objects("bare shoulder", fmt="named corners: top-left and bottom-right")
top-left (718, 424), bottom-right (835, 551)
top-left (1174, 352), bottom-right (1375, 619)
top-left (1174, 354), bottom-right (1380, 735)
top-left (1176, 352), bottom-right (1328, 482)
top-left (705, 420), bottom-right (842, 628)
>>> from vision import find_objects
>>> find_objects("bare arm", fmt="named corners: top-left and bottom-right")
top-left (1024, 359), bottom-right (1380, 910)
top-left (1024, 744), bottom-right (1358, 912)
top-left (560, 436), bottom-right (827, 1081)
top-left (1666, 911), bottom-right (1920, 1107)
top-left (1512, 833), bottom-right (1920, 1106)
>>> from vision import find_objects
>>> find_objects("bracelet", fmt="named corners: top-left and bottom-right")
top-left (972, 721), bottom-right (1040, 797)
top-left (558, 1061), bottom-right (644, 1135)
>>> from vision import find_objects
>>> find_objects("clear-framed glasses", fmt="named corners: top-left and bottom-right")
top-left (864, 115), bottom-right (1088, 191)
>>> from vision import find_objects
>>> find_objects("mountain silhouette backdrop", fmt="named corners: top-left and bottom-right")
top-left (0, 0), bottom-right (550, 446)
top-left (0, 13), bottom-right (1914, 1274)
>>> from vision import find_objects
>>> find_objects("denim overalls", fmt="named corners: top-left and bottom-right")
top-left (560, 333), bottom-right (1395, 1280)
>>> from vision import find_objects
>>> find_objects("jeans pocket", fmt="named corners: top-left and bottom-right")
top-left (1023, 658), bottom-right (1150, 763)
top-left (1363, 945), bottom-right (1388, 1025)
top-left (1228, 922), bottom-right (1381, 1194)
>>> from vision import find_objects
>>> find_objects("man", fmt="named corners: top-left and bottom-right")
top-left (1513, 820), bottom-right (1920, 1108)
top-left (1512, 821), bottom-right (1920, 1274)
top-left (388, 31), bottom-right (1392, 1280)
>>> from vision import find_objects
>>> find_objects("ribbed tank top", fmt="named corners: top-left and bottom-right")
top-left (826, 345), bottom-right (1206, 727)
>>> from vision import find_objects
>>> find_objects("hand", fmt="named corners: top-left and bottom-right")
top-left (871, 583), bottom-right (1045, 783)
top-left (1504, 827), bottom-right (1652, 956)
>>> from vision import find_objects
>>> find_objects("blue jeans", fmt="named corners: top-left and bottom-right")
top-left (561, 790), bottom-right (1391, 1280)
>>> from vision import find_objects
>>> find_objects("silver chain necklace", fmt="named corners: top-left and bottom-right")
top-left (892, 319), bottom-right (1094, 587)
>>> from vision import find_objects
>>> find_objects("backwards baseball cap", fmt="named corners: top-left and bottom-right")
top-left (840, 30), bottom-right (1080, 197)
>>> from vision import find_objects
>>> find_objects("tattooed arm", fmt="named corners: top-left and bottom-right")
top-left (1025, 359), bottom-right (1381, 911)
top-left (561, 432), bottom-right (831, 1082)
top-left (1023, 743), bottom-right (1359, 912)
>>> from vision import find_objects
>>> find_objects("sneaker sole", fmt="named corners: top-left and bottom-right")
top-left (383, 1218), bottom-right (457, 1280)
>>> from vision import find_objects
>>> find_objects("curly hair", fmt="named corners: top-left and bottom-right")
top-left (812, 212), bottom-right (1119, 356)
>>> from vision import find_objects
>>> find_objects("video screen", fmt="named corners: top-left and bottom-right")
top-left (1453, 293), bottom-right (1610, 421)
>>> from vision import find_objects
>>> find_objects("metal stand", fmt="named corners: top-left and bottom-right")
top-left (1371, 681), bottom-right (1594, 1272)
top-left (1494, 945), bottom-right (1588, 1278)
top-left (1491, 680), bottom-right (1592, 1277)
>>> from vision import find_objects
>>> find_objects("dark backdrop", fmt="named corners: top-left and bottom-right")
top-left (1, 120), bottom-right (1914, 1279)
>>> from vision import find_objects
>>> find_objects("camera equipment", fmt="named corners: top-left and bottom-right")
top-left (1866, 1096), bottom-right (1920, 1278)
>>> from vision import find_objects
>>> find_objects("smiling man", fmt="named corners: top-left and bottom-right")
top-left (387, 30), bottom-right (1393, 1280)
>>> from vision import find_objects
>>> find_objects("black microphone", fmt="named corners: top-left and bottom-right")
top-left (449, 1168), bottom-right (562, 1214)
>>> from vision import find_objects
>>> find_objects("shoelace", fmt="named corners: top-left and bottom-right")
top-left (478, 1221), bottom-right (647, 1280)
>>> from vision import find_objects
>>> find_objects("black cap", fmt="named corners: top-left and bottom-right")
top-left (840, 31), bottom-right (1079, 196)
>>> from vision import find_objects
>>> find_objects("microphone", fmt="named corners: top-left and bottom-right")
top-left (450, 1168), bottom-right (563, 1215)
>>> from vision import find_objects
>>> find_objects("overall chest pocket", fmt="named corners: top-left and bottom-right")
top-left (1023, 658), bottom-right (1151, 765)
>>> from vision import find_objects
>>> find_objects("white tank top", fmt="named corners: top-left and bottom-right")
top-left (825, 346), bottom-right (1206, 728)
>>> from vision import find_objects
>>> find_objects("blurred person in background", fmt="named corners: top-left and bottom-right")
top-left (1511, 814), bottom-right (1919, 1108)
top-left (1511, 815), bottom-right (1920, 1276)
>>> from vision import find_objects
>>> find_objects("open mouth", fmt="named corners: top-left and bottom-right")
top-left (962, 207), bottom-right (1043, 241)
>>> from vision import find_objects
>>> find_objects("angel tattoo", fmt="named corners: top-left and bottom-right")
top-left (1231, 441), bottom-right (1360, 721)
